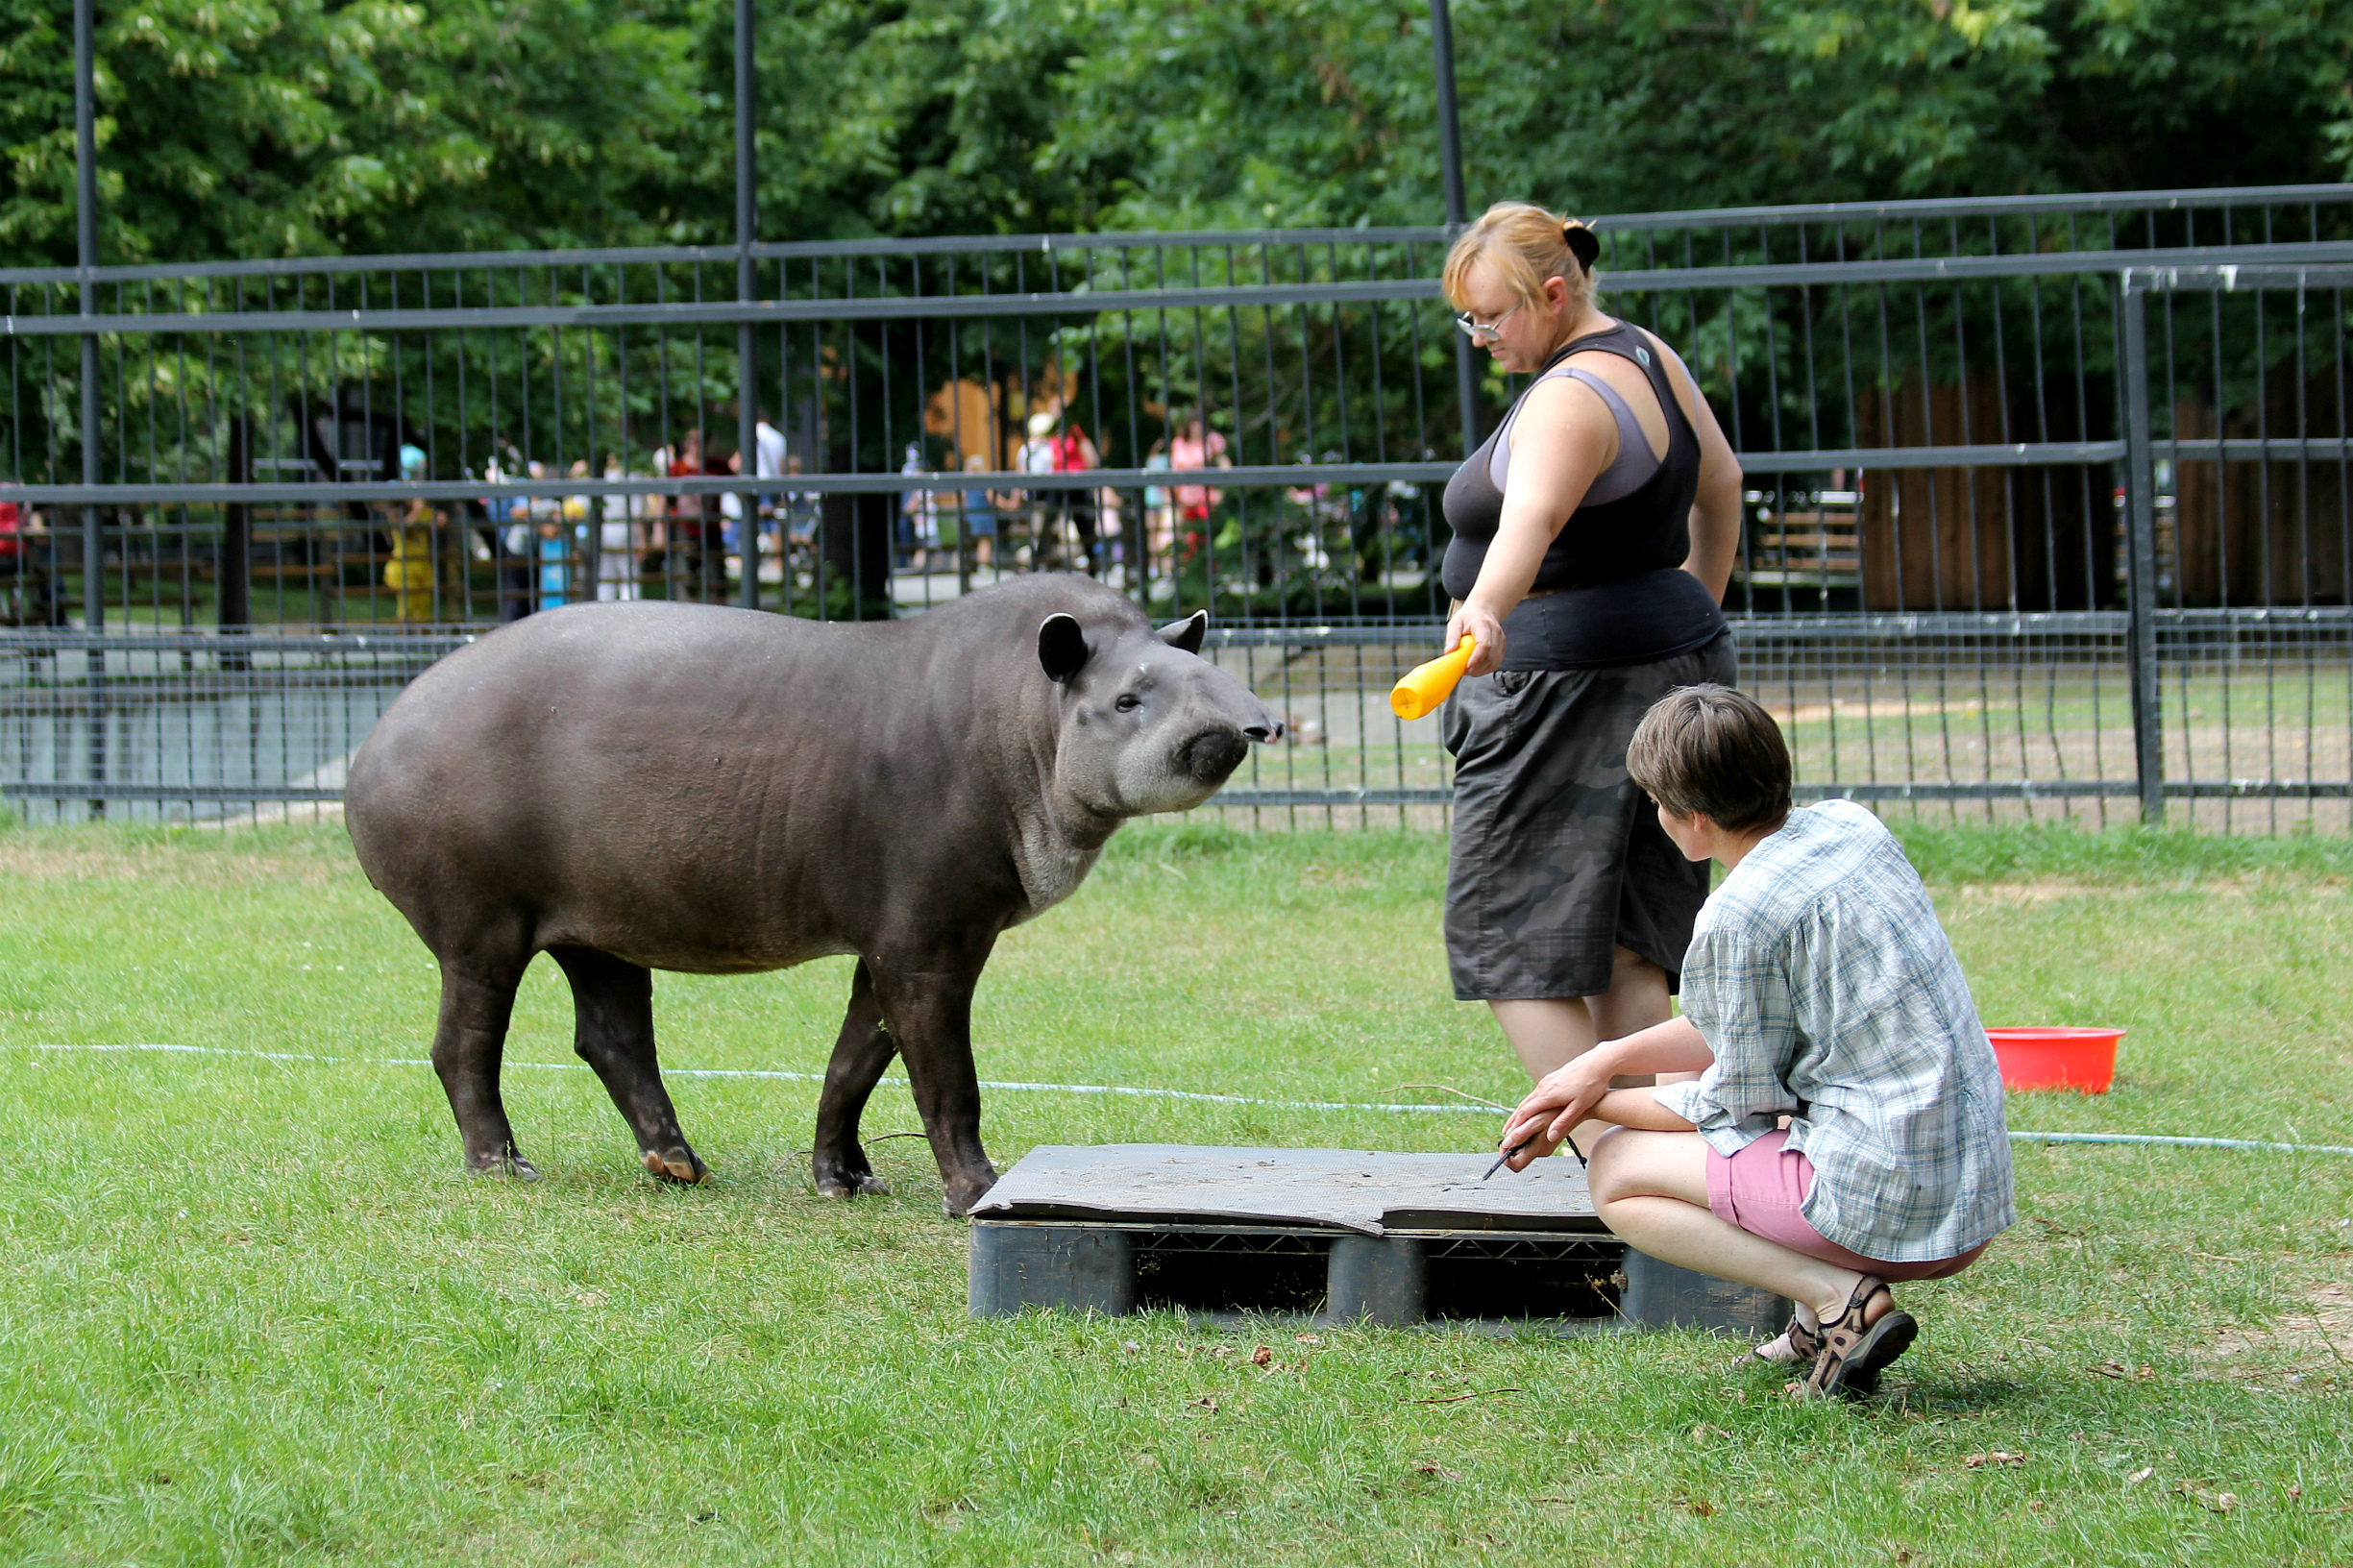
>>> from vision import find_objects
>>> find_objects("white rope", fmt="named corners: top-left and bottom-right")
top-left (23, 1041), bottom-right (1498, 1115)
top-left (23, 1041), bottom-right (2353, 1157)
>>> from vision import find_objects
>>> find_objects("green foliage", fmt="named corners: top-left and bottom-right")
top-left (3, 0), bottom-right (2346, 267)
top-left (0, 0), bottom-right (705, 264)
top-left (1041, 0), bottom-right (2353, 231)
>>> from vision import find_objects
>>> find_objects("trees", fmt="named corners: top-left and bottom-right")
top-left (0, 0), bottom-right (704, 265)
top-left (1030, 0), bottom-right (2352, 230)
top-left (0, 0), bottom-right (2341, 262)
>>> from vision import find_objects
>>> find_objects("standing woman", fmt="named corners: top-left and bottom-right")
top-left (1437, 202), bottom-right (1743, 1090)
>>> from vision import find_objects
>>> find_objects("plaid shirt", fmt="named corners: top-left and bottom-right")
top-left (1655, 800), bottom-right (2015, 1262)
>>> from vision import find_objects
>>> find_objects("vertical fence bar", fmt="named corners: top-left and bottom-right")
top-left (734, 0), bottom-right (761, 611)
top-left (74, 0), bottom-right (106, 817)
top-left (1427, 0), bottom-right (1478, 455)
top-left (2119, 274), bottom-right (2165, 824)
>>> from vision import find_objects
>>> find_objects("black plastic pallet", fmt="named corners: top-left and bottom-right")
top-left (966, 1145), bottom-right (1788, 1335)
top-left (968, 1218), bottom-right (1785, 1335)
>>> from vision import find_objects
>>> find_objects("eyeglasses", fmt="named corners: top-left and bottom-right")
top-left (1454, 302), bottom-right (1523, 344)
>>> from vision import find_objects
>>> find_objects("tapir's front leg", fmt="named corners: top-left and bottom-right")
top-left (812, 960), bottom-right (895, 1199)
top-left (871, 960), bottom-right (998, 1217)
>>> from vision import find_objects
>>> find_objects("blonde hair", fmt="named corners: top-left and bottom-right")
top-left (1441, 202), bottom-right (1600, 316)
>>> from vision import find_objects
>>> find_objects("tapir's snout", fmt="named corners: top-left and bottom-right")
top-left (1179, 727), bottom-right (1251, 784)
top-left (1176, 693), bottom-right (1283, 786)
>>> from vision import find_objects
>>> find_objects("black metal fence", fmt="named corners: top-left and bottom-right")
top-left (2, 184), bottom-right (2349, 829)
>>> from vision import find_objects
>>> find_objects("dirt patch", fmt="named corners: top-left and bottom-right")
top-left (1767, 698), bottom-right (2015, 724)
top-left (1941, 876), bottom-right (2334, 905)
top-left (194, 801), bottom-right (348, 832)
top-left (1948, 881), bottom-right (2103, 907)
top-left (2196, 1281), bottom-right (2353, 1380)
top-left (0, 843), bottom-right (346, 888)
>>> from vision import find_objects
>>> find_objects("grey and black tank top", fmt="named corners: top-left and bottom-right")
top-left (1440, 319), bottom-right (1728, 671)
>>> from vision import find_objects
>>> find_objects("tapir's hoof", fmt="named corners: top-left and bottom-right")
top-left (468, 1148), bottom-right (540, 1181)
top-left (641, 1146), bottom-right (708, 1185)
top-left (942, 1171), bottom-right (998, 1218)
top-left (814, 1167), bottom-right (891, 1199)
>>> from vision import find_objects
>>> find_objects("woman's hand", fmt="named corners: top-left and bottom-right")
top-left (1445, 600), bottom-right (1507, 677)
top-left (1495, 1051), bottom-right (1615, 1172)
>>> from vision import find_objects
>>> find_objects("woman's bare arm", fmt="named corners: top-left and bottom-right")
top-left (1445, 377), bottom-right (1614, 676)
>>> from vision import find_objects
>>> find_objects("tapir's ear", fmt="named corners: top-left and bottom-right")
top-left (1158, 609), bottom-right (1208, 655)
top-left (1038, 613), bottom-right (1091, 683)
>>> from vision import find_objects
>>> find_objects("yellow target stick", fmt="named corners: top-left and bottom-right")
top-left (1389, 636), bottom-right (1477, 721)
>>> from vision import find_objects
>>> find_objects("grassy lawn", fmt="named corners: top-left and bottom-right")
top-left (0, 818), bottom-right (2348, 1564)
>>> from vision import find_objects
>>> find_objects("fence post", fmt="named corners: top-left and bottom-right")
top-left (75, 0), bottom-right (106, 818)
top-left (2119, 273), bottom-right (2165, 825)
top-left (1427, 0), bottom-right (1479, 454)
top-left (733, 0), bottom-right (761, 612)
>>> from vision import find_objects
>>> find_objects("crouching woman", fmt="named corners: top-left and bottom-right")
top-left (1496, 684), bottom-right (2013, 1397)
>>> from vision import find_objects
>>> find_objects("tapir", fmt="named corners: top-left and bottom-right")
top-left (343, 575), bottom-right (1281, 1215)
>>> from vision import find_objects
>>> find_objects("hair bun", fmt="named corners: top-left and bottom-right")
top-left (1562, 222), bottom-right (1601, 272)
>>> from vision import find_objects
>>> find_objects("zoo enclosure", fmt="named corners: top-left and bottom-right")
top-left (0, 184), bottom-right (2349, 829)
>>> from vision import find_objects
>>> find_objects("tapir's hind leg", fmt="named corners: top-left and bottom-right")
top-left (549, 944), bottom-right (708, 1185)
top-left (431, 956), bottom-right (535, 1179)
top-left (812, 960), bottom-right (897, 1199)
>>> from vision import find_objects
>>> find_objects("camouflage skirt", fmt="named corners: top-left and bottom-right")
top-left (1439, 634), bottom-right (1736, 1001)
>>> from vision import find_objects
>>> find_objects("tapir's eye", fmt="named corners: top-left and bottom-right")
top-left (1115, 692), bottom-right (1143, 713)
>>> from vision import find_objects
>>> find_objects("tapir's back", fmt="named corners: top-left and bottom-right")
top-left (343, 581), bottom-right (1150, 972)
top-left (346, 600), bottom-right (924, 970)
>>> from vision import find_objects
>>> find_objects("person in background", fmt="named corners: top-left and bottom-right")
top-left (1017, 411), bottom-right (1063, 570)
top-left (1053, 418), bottom-right (1101, 573)
top-left (485, 453), bottom-right (533, 623)
top-left (897, 441), bottom-right (942, 572)
top-left (1434, 201), bottom-right (1742, 1100)
top-left (959, 453), bottom-right (999, 571)
top-left (667, 429), bottom-right (710, 600)
top-left (383, 443), bottom-right (442, 623)
top-left (1141, 435), bottom-right (1174, 575)
top-left (536, 498), bottom-right (572, 611)
top-left (597, 453), bottom-right (639, 601)
top-left (558, 458), bottom-right (596, 607)
top-left (1167, 415), bottom-right (1230, 561)
top-left (754, 407), bottom-right (787, 525)
top-left (781, 455), bottom-right (819, 551)
top-left (721, 449), bottom-right (747, 562)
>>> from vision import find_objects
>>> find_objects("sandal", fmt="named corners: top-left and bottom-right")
top-left (1803, 1276), bottom-right (1918, 1400)
top-left (1732, 1314), bottom-right (1824, 1370)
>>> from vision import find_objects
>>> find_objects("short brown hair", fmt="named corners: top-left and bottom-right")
top-left (1441, 201), bottom-right (1600, 317)
top-left (1625, 684), bottom-right (1793, 834)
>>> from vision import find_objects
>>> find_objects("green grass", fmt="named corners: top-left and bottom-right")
top-left (1, 819), bottom-right (2349, 1564)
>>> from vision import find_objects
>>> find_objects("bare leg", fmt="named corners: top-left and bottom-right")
top-left (1488, 945), bottom-right (1675, 1078)
top-left (1486, 996), bottom-right (1598, 1081)
top-left (550, 945), bottom-right (705, 1184)
top-left (812, 960), bottom-right (896, 1199)
top-left (1488, 946), bottom-right (1685, 1149)
top-left (1588, 1128), bottom-right (1896, 1334)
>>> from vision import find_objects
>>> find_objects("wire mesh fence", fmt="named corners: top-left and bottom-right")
top-left (2, 186), bottom-right (2349, 828)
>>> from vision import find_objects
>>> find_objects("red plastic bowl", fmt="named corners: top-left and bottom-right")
top-left (1986, 1026), bottom-right (2123, 1093)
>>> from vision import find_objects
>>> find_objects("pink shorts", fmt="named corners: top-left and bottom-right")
top-left (1706, 1130), bottom-right (1986, 1282)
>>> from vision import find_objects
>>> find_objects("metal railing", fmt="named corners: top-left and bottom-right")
top-left (0, 185), bottom-right (2348, 829)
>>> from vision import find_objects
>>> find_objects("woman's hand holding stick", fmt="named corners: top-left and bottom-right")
top-left (1494, 1052), bottom-right (1614, 1173)
top-left (1490, 1016), bottom-right (1718, 1173)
